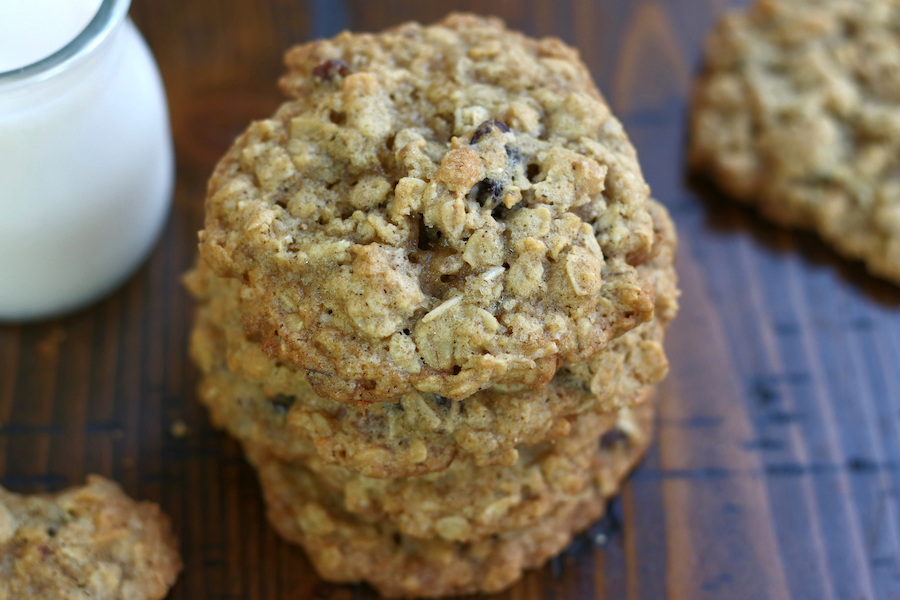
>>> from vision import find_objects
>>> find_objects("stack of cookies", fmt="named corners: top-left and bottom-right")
top-left (186, 14), bottom-right (679, 597)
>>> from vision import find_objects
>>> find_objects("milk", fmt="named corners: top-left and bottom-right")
top-left (0, 0), bottom-right (104, 72)
top-left (0, 0), bottom-right (173, 320)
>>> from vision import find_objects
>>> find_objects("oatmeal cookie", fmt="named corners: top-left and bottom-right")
top-left (187, 201), bottom-right (677, 478)
top-left (246, 402), bottom-right (652, 598)
top-left (271, 406), bottom-right (647, 544)
top-left (690, 0), bottom-right (900, 284)
top-left (0, 476), bottom-right (182, 600)
top-left (199, 13), bottom-right (660, 405)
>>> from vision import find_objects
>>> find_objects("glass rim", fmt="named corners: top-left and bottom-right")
top-left (0, 0), bottom-right (132, 86)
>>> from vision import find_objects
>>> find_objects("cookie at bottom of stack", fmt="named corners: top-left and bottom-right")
top-left (245, 402), bottom-right (653, 598)
top-left (286, 403), bottom-right (650, 544)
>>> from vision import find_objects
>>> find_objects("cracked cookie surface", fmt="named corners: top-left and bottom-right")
top-left (199, 13), bottom-right (658, 405)
top-left (690, 0), bottom-right (900, 284)
top-left (0, 476), bottom-right (182, 600)
top-left (188, 200), bottom-right (677, 478)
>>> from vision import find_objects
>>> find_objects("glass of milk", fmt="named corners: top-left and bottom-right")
top-left (0, 0), bottom-right (174, 321)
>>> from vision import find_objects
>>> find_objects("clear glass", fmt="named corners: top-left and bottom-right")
top-left (0, 0), bottom-right (174, 321)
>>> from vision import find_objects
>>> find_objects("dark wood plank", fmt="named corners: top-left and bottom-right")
top-left (2, 0), bottom-right (900, 598)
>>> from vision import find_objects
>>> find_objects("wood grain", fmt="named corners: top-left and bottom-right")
top-left (2, 0), bottom-right (900, 598)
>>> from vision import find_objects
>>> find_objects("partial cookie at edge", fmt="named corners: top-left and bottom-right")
top-left (0, 476), bottom-right (182, 600)
top-left (690, 0), bottom-right (900, 284)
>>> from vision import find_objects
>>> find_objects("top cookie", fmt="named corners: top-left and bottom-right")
top-left (0, 476), bottom-right (182, 600)
top-left (690, 0), bottom-right (900, 284)
top-left (200, 13), bottom-right (657, 405)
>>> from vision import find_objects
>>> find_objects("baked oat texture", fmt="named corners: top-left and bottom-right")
top-left (199, 13), bottom-right (660, 405)
top-left (186, 199), bottom-right (677, 479)
top-left (247, 402), bottom-right (653, 598)
top-left (690, 0), bottom-right (900, 284)
top-left (0, 476), bottom-right (182, 600)
top-left (279, 407), bottom-right (644, 544)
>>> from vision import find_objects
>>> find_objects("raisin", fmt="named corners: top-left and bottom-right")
top-left (471, 119), bottom-right (510, 144)
top-left (474, 178), bottom-right (503, 206)
top-left (268, 394), bottom-right (296, 415)
top-left (312, 59), bottom-right (351, 80)
top-left (506, 146), bottom-right (524, 163)
top-left (418, 223), bottom-right (442, 251)
top-left (491, 203), bottom-right (511, 220)
top-left (431, 394), bottom-right (453, 410)
top-left (599, 427), bottom-right (630, 450)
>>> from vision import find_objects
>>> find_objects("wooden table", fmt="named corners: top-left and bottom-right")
top-left (3, 0), bottom-right (899, 598)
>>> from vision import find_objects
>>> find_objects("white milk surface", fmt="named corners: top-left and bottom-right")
top-left (0, 16), bottom-right (174, 320)
top-left (0, 0), bottom-right (104, 72)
